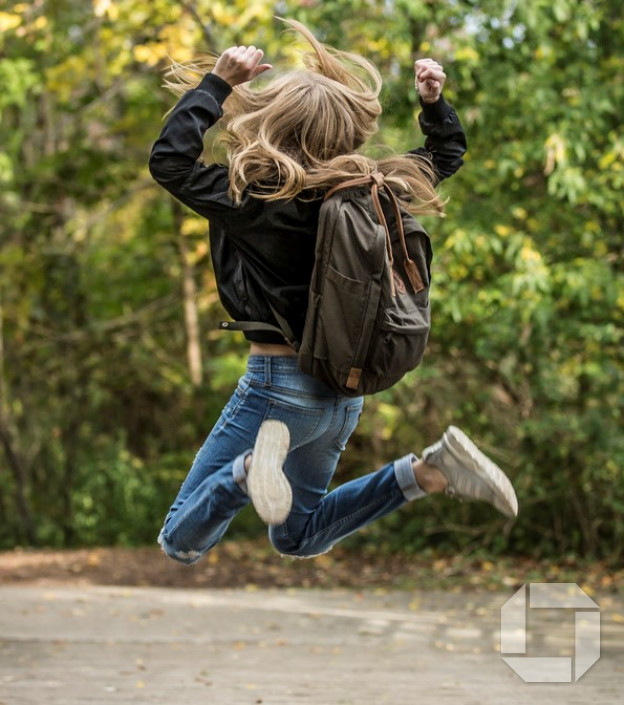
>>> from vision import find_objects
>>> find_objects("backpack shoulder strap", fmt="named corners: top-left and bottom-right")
top-left (323, 173), bottom-right (379, 201)
top-left (325, 172), bottom-right (425, 294)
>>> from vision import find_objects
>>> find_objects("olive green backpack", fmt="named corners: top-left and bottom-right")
top-left (222, 172), bottom-right (432, 396)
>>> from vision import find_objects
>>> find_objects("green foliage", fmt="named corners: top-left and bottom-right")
top-left (0, 0), bottom-right (622, 562)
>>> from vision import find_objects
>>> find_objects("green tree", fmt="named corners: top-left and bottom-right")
top-left (1, 0), bottom-right (622, 562)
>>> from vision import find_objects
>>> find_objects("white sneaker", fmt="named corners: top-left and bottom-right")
top-left (247, 420), bottom-right (292, 525)
top-left (422, 426), bottom-right (518, 518)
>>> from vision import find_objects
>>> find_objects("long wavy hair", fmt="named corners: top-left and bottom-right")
top-left (164, 19), bottom-right (445, 215)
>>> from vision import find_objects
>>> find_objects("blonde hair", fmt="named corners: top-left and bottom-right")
top-left (164, 20), bottom-right (445, 215)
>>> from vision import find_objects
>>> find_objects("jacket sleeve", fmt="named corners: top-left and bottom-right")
top-left (148, 73), bottom-right (234, 219)
top-left (409, 95), bottom-right (467, 183)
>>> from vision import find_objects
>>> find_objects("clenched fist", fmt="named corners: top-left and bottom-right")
top-left (414, 59), bottom-right (446, 103)
top-left (212, 45), bottom-right (273, 87)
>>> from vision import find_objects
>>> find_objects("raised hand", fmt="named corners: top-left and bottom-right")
top-left (414, 58), bottom-right (446, 104)
top-left (212, 45), bottom-right (273, 87)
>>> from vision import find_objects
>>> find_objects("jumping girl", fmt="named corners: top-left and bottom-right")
top-left (149, 20), bottom-right (517, 564)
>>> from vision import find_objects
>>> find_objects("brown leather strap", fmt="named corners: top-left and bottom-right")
top-left (368, 175), bottom-right (396, 295)
top-left (380, 178), bottom-right (425, 293)
top-left (323, 174), bottom-right (377, 201)
top-left (323, 172), bottom-right (425, 294)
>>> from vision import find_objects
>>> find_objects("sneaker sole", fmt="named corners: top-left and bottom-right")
top-left (445, 426), bottom-right (519, 518)
top-left (247, 420), bottom-right (292, 525)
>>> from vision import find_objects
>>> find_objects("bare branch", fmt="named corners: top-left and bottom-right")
top-left (179, 1), bottom-right (219, 53)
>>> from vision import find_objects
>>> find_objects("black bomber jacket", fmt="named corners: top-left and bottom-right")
top-left (149, 73), bottom-right (467, 345)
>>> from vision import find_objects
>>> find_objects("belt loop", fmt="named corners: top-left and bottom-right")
top-left (264, 356), bottom-right (271, 387)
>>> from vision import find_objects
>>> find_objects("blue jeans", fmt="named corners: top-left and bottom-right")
top-left (158, 356), bottom-right (425, 563)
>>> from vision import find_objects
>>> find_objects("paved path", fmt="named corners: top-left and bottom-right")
top-left (0, 585), bottom-right (622, 704)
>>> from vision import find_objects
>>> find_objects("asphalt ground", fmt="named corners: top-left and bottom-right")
top-left (0, 584), bottom-right (622, 704)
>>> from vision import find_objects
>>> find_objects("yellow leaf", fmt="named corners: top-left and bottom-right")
top-left (0, 12), bottom-right (21, 31)
top-left (180, 217), bottom-right (206, 237)
top-left (211, 1), bottom-right (228, 24)
top-left (494, 224), bottom-right (512, 237)
top-left (455, 46), bottom-right (480, 63)
top-left (544, 133), bottom-right (567, 174)
top-left (87, 551), bottom-right (101, 566)
top-left (520, 246), bottom-right (541, 264)
top-left (599, 152), bottom-right (616, 169)
top-left (133, 44), bottom-right (168, 65)
top-left (512, 207), bottom-right (527, 220)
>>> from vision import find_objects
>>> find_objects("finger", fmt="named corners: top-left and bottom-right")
top-left (253, 63), bottom-right (273, 77)
top-left (240, 46), bottom-right (266, 69)
top-left (415, 60), bottom-right (443, 77)
top-left (416, 61), bottom-right (442, 74)
top-left (417, 67), bottom-right (445, 83)
top-left (240, 45), bottom-right (261, 58)
top-left (415, 59), bottom-right (441, 70)
top-left (223, 46), bottom-right (244, 62)
top-left (248, 47), bottom-right (265, 63)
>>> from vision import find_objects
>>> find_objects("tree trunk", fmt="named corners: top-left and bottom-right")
top-left (172, 201), bottom-right (203, 387)
top-left (0, 421), bottom-right (36, 544)
top-left (0, 293), bottom-right (36, 543)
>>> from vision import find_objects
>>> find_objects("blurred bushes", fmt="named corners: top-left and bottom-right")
top-left (1, 0), bottom-right (622, 563)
